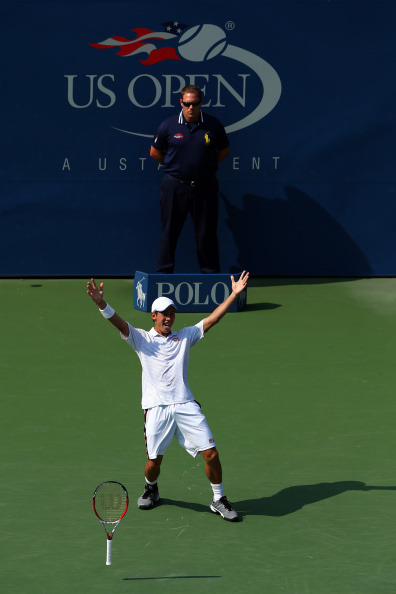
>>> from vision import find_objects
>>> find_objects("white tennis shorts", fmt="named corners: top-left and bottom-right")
top-left (144, 401), bottom-right (216, 459)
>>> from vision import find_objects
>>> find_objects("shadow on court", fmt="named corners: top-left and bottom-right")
top-left (244, 302), bottom-right (282, 312)
top-left (123, 576), bottom-right (221, 581)
top-left (162, 482), bottom-right (396, 520)
top-left (235, 481), bottom-right (396, 518)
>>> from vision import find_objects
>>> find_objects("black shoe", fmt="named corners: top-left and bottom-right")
top-left (137, 483), bottom-right (160, 510)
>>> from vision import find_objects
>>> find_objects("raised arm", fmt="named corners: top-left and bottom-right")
top-left (87, 278), bottom-right (130, 338)
top-left (203, 271), bottom-right (249, 333)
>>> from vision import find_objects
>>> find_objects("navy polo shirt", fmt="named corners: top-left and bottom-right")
top-left (151, 111), bottom-right (229, 180)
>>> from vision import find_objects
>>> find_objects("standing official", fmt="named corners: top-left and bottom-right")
top-left (150, 85), bottom-right (229, 274)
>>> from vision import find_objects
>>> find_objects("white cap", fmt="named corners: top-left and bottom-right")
top-left (151, 296), bottom-right (177, 313)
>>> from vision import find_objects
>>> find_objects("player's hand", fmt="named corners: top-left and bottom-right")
top-left (87, 278), bottom-right (104, 305)
top-left (231, 270), bottom-right (249, 295)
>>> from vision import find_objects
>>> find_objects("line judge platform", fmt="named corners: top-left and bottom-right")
top-left (133, 271), bottom-right (247, 313)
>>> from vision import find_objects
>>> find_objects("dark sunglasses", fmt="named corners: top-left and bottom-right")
top-left (182, 100), bottom-right (201, 107)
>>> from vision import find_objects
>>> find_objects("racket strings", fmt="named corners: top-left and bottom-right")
top-left (94, 483), bottom-right (127, 522)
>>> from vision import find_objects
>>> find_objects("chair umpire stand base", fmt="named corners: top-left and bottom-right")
top-left (133, 271), bottom-right (247, 313)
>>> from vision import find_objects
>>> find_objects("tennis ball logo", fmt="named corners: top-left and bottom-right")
top-left (178, 25), bottom-right (227, 62)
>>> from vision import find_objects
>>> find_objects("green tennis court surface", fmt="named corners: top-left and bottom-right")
top-left (2, 278), bottom-right (396, 593)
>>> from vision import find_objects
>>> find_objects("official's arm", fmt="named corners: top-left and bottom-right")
top-left (150, 146), bottom-right (165, 165)
top-left (217, 147), bottom-right (229, 163)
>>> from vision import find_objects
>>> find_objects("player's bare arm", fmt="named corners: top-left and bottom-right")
top-left (87, 278), bottom-right (130, 338)
top-left (150, 145), bottom-right (165, 164)
top-left (203, 270), bottom-right (249, 333)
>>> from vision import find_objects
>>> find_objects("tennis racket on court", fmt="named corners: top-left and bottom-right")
top-left (93, 481), bottom-right (129, 565)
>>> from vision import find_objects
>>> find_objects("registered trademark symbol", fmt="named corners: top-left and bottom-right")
top-left (225, 21), bottom-right (235, 31)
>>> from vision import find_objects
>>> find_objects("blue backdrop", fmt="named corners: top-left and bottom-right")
top-left (1, 0), bottom-right (395, 276)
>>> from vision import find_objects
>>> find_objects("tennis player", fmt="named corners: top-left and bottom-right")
top-left (87, 271), bottom-right (249, 522)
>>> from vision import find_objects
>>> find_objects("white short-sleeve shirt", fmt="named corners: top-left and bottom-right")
top-left (121, 320), bottom-right (204, 409)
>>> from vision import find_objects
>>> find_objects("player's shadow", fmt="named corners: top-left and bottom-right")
top-left (221, 186), bottom-right (373, 276)
top-left (161, 498), bottom-right (210, 514)
top-left (163, 482), bottom-right (396, 520)
top-left (236, 481), bottom-right (396, 518)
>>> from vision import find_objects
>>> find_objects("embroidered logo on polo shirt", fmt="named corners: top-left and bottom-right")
top-left (172, 336), bottom-right (180, 342)
top-left (174, 133), bottom-right (184, 139)
top-left (204, 132), bottom-right (211, 146)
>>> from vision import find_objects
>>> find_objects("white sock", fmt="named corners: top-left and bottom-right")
top-left (211, 482), bottom-right (224, 501)
top-left (145, 478), bottom-right (157, 486)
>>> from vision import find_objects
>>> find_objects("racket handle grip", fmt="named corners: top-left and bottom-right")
top-left (106, 538), bottom-right (112, 565)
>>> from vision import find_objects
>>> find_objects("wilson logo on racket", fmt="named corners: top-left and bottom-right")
top-left (93, 481), bottom-right (129, 565)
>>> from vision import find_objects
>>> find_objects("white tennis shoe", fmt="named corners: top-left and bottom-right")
top-left (210, 496), bottom-right (239, 522)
